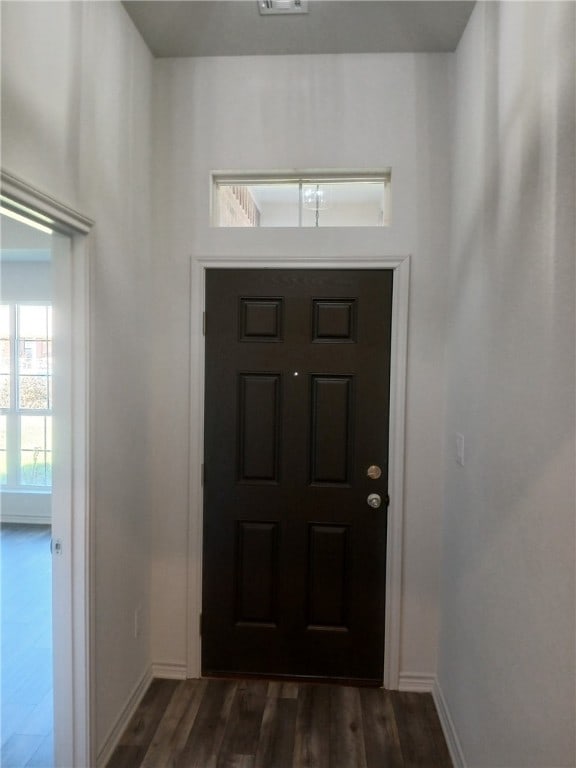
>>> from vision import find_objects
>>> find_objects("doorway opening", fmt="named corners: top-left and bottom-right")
top-left (188, 256), bottom-right (409, 690)
top-left (0, 209), bottom-right (56, 766)
top-left (0, 175), bottom-right (93, 767)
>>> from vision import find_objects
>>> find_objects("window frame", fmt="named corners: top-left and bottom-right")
top-left (211, 170), bottom-right (392, 228)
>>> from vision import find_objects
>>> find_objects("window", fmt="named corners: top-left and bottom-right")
top-left (0, 303), bottom-right (52, 489)
top-left (212, 172), bottom-right (391, 228)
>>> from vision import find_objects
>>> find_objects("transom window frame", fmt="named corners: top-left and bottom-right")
top-left (211, 170), bottom-right (392, 228)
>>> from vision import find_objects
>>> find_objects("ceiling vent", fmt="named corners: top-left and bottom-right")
top-left (258, 0), bottom-right (309, 15)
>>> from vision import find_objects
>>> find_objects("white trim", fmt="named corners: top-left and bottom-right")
top-left (398, 672), bottom-right (436, 693)
top-left (432, 678), bottom-right (467, 768)
top-left (96, 665), bottom-right (153, 768)
top-left (383, 255), bottom-right (409, 689)
top-left (51, 230), bottom-right (76, 768)
top-left (1, 171), bottom-right (93, 768)
top-left (151, 662), bottom-right (189, 680)
top-left (212, 169), bottom-right (392, 185)
top-left (187, 255), bottom-right (409, 689)
top-left (397, 674), bottom-right (468, 767)
top-left (71, 229), bottom-right (93, 768)
top-left (1, 169), bottom-right (93, 234)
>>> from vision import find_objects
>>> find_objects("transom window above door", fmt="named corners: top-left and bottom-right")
top-left (212, 171), bottom-right (391, 228)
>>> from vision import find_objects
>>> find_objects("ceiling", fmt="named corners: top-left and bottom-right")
top-left (122, 1), bottom-right (476, 58)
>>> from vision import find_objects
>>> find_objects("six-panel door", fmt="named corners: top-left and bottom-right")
top-left (203, 269), bottom-right (393, 683)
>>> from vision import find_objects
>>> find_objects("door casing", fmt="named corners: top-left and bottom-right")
top-left (188, 255), bottom-right (410, 689)
top-left (1, 170), bottom-right (93, 767)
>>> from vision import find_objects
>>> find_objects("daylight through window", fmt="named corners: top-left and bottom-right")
top-left (212, 172), bottom-right (391, 228)
top-left (0, 303), bottom-right (52, 488)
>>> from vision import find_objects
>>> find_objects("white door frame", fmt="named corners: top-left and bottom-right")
top-left (1, 170), bottom-right (94, 766)
top-left (187, 255), bottom-right (409, 689)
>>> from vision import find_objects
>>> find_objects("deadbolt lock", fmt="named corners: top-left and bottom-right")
top-left (367, 464), bottom-right (382, 480)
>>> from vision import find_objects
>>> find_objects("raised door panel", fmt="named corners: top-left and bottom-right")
top-left (238, 374), bottom-right (281, 484)
top-left (235, 521), bottom-right (279, 626)
top-left (307, 524), bottom-right (350, 630)
top-left (310, 376), bottom-right (353, 485)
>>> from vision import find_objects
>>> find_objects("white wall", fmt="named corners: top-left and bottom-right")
top-left (440, 2), bottom-right (575, 766)
top-left (1, 1), bottom-right (154, 755)
top-left (151, 52), bottom-right (453, 680)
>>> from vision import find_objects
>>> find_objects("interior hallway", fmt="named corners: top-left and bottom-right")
top-left (1, 2), bottom-right (574, 766)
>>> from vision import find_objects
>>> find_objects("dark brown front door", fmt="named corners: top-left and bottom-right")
top-left (202, 269), bottom-right (393, 684)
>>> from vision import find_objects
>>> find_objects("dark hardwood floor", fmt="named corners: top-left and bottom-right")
top-left (0, 525), bottom-right (453, 768)
top-left (107, 678), bottom-right (452, 768)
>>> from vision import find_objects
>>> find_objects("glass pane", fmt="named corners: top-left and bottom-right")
top-left (0, 374), bottom-right (10, 409)
top-left (216, 183), bottom-right (300, 227)
top-left (18, 305), bottom-right (48, 339)
top-left (0, 339), bottom-right (10, 374)
top-left (0, 415), bottom-right (5, 450)
top-left (19, 375), bottom-right (49, 410)
top-left (21, 415), bottom-right (47, 450)
top-left (301, 181), bottom-right (386, 227)
top-left (20, 415), bottom-right (51, 486)
top-left (248, 184), bottom-right (300, 227)
top-left (21, 450), bottom-right (50, 486)
top-left (0, 306), bottom-right (9, 338)
top-left (216, 184), bottom-right (261, 227)
top-left (213, 176), bottom-right (390, 228)
top-left (19, 339), bottom-right (50, 374)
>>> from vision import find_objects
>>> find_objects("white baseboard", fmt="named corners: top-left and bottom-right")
top-left (432, 678), bottom-right (467, 768)
top-left (96, 665), bottom-right (153, 768)
top-left (399, 673), bottom-right (467, 768)
top-left (398, 672), bottom-right (435, 692)
top-left (151, 661), bottom-right (188, 680)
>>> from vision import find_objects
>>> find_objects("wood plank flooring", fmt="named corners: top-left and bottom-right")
top-left (0, 524), bottom-right (53, 768)
top-left (107, 678), bottom-right (452, 768)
